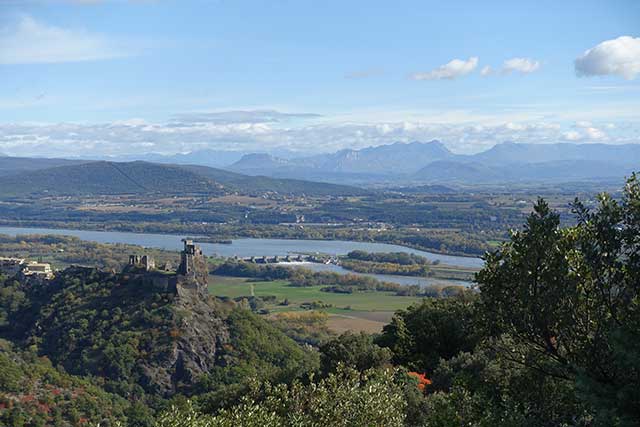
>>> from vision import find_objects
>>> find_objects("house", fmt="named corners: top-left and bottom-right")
top-left (22, 261), bottom-right (54, 279)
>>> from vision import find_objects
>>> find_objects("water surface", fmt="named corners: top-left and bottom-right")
top-left (0, 226), bottom-right (480, 288)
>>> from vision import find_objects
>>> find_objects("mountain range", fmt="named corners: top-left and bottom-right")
top-left (226, 141), bottom-right (640, 185)
top-left (0, 141), bottom-right (637, 193)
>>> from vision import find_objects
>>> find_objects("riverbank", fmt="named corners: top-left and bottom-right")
top-left (0, 219), bottom-right (491, 258)
top-left (0, 225), bottom-right (484, 269)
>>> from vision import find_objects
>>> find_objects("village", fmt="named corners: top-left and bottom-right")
top-left (0, 256), bottom-right (53, 279)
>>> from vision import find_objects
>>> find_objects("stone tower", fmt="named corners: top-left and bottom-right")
top-left (178, 239), bottom-right (203, 275)
top-left (176, 238), bottom-right (208, 296)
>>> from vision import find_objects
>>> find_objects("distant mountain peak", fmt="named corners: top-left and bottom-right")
top-left (232, 153), bottom-right (291, 169)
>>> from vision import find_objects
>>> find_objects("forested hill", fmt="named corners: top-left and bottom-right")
top-left (0, 160), bottom-right (367, 197)
top-left (0, 265), bottom-right (318, 424)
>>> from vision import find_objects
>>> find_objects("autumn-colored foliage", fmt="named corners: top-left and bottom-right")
top-left (408, 371), bottom-right (432, 392)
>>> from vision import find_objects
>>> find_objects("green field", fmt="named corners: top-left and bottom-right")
top-left (208, 275), bottom-right (424, 312)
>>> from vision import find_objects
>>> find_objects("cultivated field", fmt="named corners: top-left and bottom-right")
top-left (208, 275), bottom-right (423, 332)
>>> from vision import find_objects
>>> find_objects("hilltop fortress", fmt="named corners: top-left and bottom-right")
top-left (125, 238), bottom-right (209, 297)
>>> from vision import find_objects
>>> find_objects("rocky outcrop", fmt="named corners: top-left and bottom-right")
top-left (139, 288), bottom-right (230, 395)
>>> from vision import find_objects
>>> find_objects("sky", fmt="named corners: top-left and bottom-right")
top-left (0, 0), bottom-right (639, 157)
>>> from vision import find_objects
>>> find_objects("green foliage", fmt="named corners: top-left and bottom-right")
top-left (346, 250), bottom-right (431, 266)
top-left (376, 296), bottom-right (479, 372)
top-left (160, 367), bottom-right (406, 427)
top-left (424, 343), bottom-right (591, 427)
top-left (319, 332), bottom-right (391, 375)
top-left (2, 267), bottom-right (178, 390)
top-left (340, 259), bottom-right (431, 277)
top-left (341, 251), bottom-right (433, 277)
top-left (196, 309), bottom-right (319, 409)
top-left (476, 175), bottom-right (640, 425)
top-left (219, 309), bottom-right (319, 385)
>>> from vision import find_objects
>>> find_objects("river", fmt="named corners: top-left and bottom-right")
top-left (0, 226), bottom-right (481, 287)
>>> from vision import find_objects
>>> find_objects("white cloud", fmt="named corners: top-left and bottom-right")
top-left (562, 131), bottom-right (581, 141)
top-left (411, 57), bottom-right (478, 80)
top-left (480, 58), bottom-right (541, 77)
top-left (0, 110), bottom-right (634, 157)
top-left (585, 127), bottom-right (606, 140)
top-left (575, 36), bottom-right (640, 80)
top-left (502, 57), bottom-right (540, 74)
top-left (562, 125), bottom-right (607, 141)
top-left (0, 15), bottom-right (129, 64)
top-left (480, 65), bottom-right (493, 76)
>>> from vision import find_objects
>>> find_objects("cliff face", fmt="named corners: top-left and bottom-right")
top-left (140, 280), bottom-right (230, 395)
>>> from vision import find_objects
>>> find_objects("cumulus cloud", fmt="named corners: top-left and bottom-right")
top-left (502, 57), bottom-right (540, 74)
top-left (584, 127), bottom-right (606, 140)
top-left (480, 65), bottom-right (493, 76)
top-left (575, 36), bottom-right (640, 80)
top-left (411, 57), bottom-right (478, 80)
top-left (481, 58), bottom-right (541, 76)
top-left (0, 15), bottom-right (129, 64)
top-left (562, 130), bottom-right (581, 141)
top-left (562, 123), bottom-right (608, 141)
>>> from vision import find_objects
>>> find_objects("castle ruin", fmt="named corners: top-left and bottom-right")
top-left (178, 239), bottom-right (203, 275)
top-left (126, 238), bottom-right (208, 296)
top-left (128, 254), bottom-right (156, 271)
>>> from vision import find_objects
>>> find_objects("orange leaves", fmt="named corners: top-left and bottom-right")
top-left (407, 371), bottom-right (432, 392)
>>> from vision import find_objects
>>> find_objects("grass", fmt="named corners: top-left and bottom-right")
top-left (429, 264), bottom-right (478, 280)
top-left (208, 275), bottom-right (424, 313)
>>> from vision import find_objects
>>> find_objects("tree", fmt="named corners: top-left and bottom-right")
top-left (319, 332), bottom-right (391, 375)
top-left (477, 175), bottom-right (640, 425)
top-left (376, 296), bottom-right (479, 372)
top-left (158, 367), bottom-right (406, 427)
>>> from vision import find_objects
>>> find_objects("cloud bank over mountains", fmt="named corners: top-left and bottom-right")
top-left (0, 110), bottom-right (633, 158)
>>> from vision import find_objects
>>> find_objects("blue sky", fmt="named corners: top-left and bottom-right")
top-left (0, 0), bottom-right (639, 157)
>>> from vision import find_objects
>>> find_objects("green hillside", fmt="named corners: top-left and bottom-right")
top-left (0, 159), bottom-right (367, 197)
top-left (0, 161), bottom-right (222, 196)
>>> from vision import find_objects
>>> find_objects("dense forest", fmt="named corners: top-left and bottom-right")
top-left (1, 176), bottom-right (639, 426)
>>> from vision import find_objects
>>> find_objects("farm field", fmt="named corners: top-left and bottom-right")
top-left (208, 275), bottom-right (422, 332)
